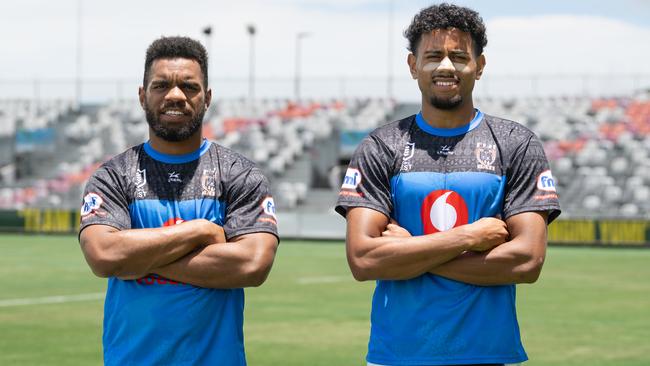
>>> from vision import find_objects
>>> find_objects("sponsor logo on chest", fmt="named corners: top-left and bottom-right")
top-left (421, 189), bottom-right (469, 234)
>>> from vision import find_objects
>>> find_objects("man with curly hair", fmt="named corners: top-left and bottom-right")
top-left (336, 3), bottom-right (560, 365)
top-left (78, 36), bottom-right (279, 365)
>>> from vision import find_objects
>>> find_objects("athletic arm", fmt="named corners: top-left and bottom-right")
top-left (430, 211), bottom-right (549, 285)
top-left (345, 207), bottom-right (508, 281)
top-left (151, 232), bottom-right (278, 288)
top-left (79, 219), bottom-right (225, 278)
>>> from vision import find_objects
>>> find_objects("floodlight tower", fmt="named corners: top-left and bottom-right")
top-left (246, 24), bottom-right (257, 102)
top-left (202, 25), bottom-right (213, 84)
top-left (294, 32), bottom-right (310, 102)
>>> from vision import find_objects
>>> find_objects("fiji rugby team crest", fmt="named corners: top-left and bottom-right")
top-left (201, 169), bottom-right (217, 196)
top-left (475, 142), bottom-right (497, 171)
top-left (134, 168), bottom-right (147, 198)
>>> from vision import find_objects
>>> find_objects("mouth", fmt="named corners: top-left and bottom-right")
top-left (432, 76), bottom-right (459, 91)
top-left (159, 109), bottom-right (190, 122)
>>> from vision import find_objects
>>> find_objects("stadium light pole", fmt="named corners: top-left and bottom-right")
top-left (246, 24), bottom-right (257, 102)
top-left (386, 0), bottom-right (394, 100)
top-left (294, 32), bottom-right (310, 102)
top-left (75, 0), bottom-right (84, 106)
top-left (202, 25), bottom-right (213, 86)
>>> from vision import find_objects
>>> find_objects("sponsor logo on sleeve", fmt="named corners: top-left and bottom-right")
top-left (261, 196), bottom-right (277, 222)
top-left (80, 192), bottom-right (103, 217)
top-left (537, 170), bottom-right (557, 192)
top-left (341, 168), bottom-right (362, 190)
top-left (475, 142), bottom-right (497, 171)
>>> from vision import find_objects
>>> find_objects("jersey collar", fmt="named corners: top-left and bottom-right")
top-left (144, 139), bottom-right (211, 164)
top-left (415, 109), bottom-right (483, 137)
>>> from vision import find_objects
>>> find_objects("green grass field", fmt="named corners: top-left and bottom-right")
top-left (0, 234), bottom-right (649, 365)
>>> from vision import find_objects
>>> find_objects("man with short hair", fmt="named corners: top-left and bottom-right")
top-left (336, 3), bottom-right (560, 365)
top-left (79, 36), bottom-right (279, 366)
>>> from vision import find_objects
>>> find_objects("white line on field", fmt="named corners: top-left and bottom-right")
top-left (296, 275), bottom-right (350, 284)
top-left (0, 277), bottom-right (350, 307)
top-left (0, 292), bottom-right (105, 307)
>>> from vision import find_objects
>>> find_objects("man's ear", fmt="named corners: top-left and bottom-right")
top-left (205, 88), bottom-right (212, 108)
top-left (407, 53), bottom-right (418, 80)
top-left (138, 86), bottom-right (145, 108)
top-left (476, 54), bottom-right (486, 80)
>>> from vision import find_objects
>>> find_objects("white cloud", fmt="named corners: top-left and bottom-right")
top-left (486, 15), bottom-right (650, 75)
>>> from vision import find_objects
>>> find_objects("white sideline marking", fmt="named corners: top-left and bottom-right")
top-left (0, 277), bottom-right (350, 307)
top-left (296, 275), bottom-right (349, 284)
top-left (0, 292), bottom-right (104, 307)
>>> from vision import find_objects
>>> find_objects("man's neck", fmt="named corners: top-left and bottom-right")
top-left (147, 130), bottom-right (203, 155)
top-left (420, 100), bottom-right (476, 129)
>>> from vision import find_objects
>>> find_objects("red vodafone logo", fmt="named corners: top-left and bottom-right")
top-left (163, 218), bottom-right (184, 227)
top-left (420, 190), bottom-right (468, 234)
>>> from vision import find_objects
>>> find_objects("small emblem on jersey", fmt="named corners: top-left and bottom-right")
top-left (80, 192), bottom-right (103, 217)
top-left (134, 168), bottom-right (147, 198)
top-left (402, 142), bottom-right (415, 161)
top-left (437, 144), bottom-right (454, 156)
top-left (400, 143), bottom-right (415, 172)
top-left (475, 143), bottom-right (496, 171)
top-left (163, 217), bottom-right (184, 226)
top-left (537, 170), bottom-right (557, 192)
top-left (167, 171), bottom-right (182, 183)
top-left (261, 197), bottom-right (277, 219)
top-left (201, 169), bottom-right (217, 196)
top-left (420, 190), bottom-right (469, 234)
top-left (341, 168), bottom-right (362, 190)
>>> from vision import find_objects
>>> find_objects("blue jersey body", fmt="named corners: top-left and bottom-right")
top-left (80, 140), bottom-right (278, 365)
top-left (336, 111), bottom-right (561, 365)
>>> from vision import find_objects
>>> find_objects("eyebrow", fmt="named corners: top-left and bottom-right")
top-left (150, 76), bottom-right (201, 85)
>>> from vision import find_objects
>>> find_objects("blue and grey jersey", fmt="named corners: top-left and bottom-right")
top-left (336, 110), bottom-right (560, 366)
top-left (79, 139), bottom-right (278, 366)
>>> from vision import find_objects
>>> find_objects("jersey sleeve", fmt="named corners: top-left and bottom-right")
top-left (503, 133), bottom-right (561, 223)
top-left (335, 134), bottom-right (394, 218)
top-left (79, 165), bottom-right (132, 233)
top-left (222, 163), bottom-right (279, 240)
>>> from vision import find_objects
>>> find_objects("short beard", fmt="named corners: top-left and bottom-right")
top-left (144, 102), bottom-right (205, 142)
top-left (430, 95), bottom-right (462, 110)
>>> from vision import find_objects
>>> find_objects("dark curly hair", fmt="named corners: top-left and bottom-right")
top-left (143, 36), bottom-right (209, 88)
top-left (404, 3), bottom-right (487, 57)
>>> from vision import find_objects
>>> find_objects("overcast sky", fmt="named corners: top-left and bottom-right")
top-left (1, 0), bottom-right (649, 101)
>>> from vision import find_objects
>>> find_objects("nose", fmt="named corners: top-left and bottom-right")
top-left (164, 86), bottom-right (187, 103)
top-left (437, 56), bottom-right (454, 71)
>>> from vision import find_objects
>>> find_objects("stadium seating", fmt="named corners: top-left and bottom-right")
top-left (1, 94), bottom-right (649, 219)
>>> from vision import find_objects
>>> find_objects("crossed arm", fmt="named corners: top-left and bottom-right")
top-left (345, 207), bottom-right (548, 285)
top-left (79, 219), bottom-right (278, 288)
